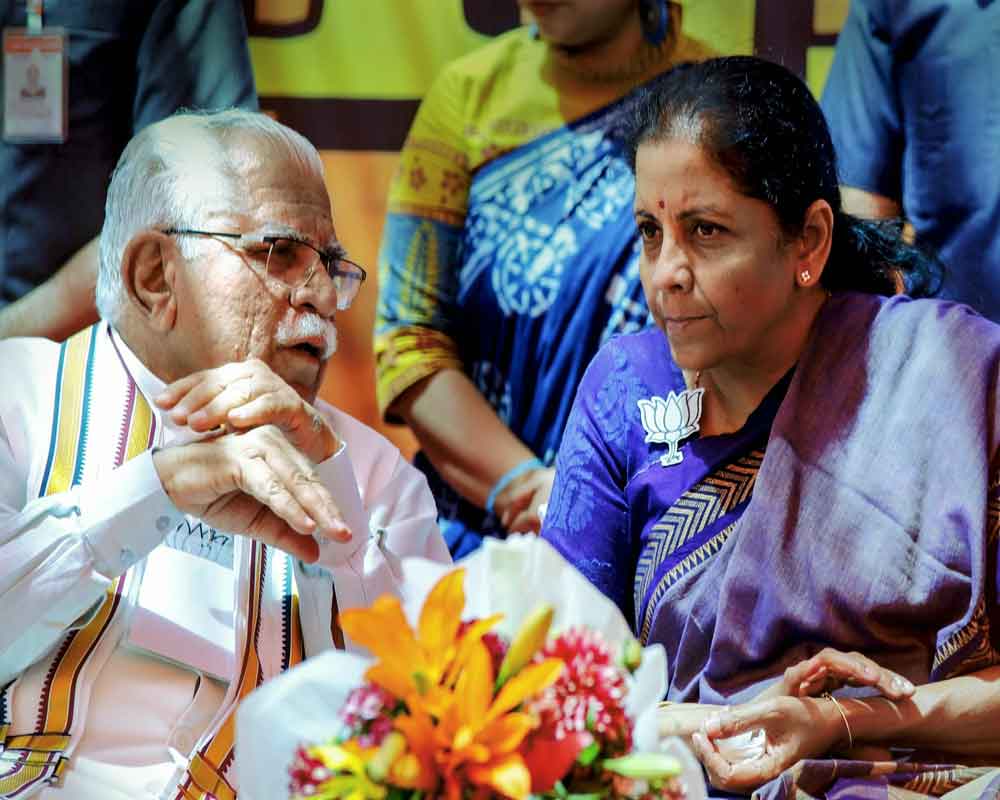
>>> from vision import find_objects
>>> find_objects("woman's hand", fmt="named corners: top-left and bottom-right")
top-left (691, 696), bottom-right (843, 793)
top-left (658, 703), bottom-right (721, 741)
top-left (494, 466), bottom-right (555, 533)
top-left (757, 647), bottom-right (915, 701)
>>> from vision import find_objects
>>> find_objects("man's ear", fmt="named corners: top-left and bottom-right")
top-left (121, 231), bottom-right (178, 332)
top-left (794, 198), bottom-right (834, 288)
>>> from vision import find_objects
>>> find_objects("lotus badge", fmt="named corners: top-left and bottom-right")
top-left (637, 388), bottom-right (704, 467)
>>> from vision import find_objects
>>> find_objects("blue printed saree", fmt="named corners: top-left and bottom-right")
top-left (383, 96), bottom-right (651, 557)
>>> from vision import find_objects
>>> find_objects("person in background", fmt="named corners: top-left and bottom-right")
top-left (0, 109), bottom-right (448, 800)
top-left (821, 0), bottom-right (1000, 323)
top-left (542, 56), bottom-right (999, 797)
top-left (0, 0), bottom-right (257, 341)
top-left (376, 0), bottom-right (713, 558)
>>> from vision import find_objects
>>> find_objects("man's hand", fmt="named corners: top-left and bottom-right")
top-left (155, 359), bottom-right (339, 464)
top-left (494, 466), bottom-right (555, 534)
top-left (152, 424), bottom-right (350, 563)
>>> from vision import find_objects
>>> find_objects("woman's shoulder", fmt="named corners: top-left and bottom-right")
top-left (581, 327), bottom-right (682, 397)
top-left (860, 293), bottom-right (1000, 361)
top-left (807, 292), bottom-right (1000, 414)
top-left (433, 27), bottom-right (543, 93)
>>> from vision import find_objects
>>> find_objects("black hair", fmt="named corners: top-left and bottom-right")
top-left (625, 56), bottom-right (942, 297)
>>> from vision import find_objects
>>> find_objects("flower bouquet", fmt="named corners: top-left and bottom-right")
top-left (236, 537), bottom-right (706, 800)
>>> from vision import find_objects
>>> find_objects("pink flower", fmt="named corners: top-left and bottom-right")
top-left (526, 627), bottom-right (633, 756)
top-left (288, 745), bottom-right (331, 796)
top-left (339, 683), bottom-right (398, 747)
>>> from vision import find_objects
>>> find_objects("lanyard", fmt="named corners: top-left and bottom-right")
top-left (26, 0), bottom-right (43, 31)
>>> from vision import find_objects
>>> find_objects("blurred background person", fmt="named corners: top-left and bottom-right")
top-left (0, 0), bottom-right (257, 341)
top-left (375, 0), bottom-right (713, 558)
top-left (821, 0), bottom-right (1000, 322)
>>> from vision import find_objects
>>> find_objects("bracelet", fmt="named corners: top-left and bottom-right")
top-left (823, 692), bottom-right (854, 750)
top-left (485, 457), bottom-right (544, 515)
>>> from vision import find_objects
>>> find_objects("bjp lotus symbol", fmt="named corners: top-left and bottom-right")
top-left (637, 388), bottom-right (704, 467)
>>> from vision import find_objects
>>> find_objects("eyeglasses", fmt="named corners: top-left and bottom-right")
top-left (163, 228), bottom-right (367, 311)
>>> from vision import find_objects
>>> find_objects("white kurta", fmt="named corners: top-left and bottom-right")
top-left (0, 322), bottom-right (449, 798)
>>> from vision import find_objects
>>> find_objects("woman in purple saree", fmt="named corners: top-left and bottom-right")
top-left (542, 57), bottom-right (1000, 798)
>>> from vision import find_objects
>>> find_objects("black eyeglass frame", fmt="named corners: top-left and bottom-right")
top-left (162, 227), bottom-right (367, 310)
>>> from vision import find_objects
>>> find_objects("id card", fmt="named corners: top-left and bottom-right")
top-left (3, 27), bottom-right (67, 142)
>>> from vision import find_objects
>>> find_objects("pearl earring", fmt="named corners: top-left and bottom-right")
top-left (800, 269), bottom-right (811, 284)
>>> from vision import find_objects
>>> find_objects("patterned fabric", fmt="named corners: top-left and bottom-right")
top-left (0, 326), bottom-right (149, 796)
top-left (541, 326), bottom-right (788, 631)
top-left (376, 25), bottom-right (713, 555)
top-left (543, 293), bottom-right (1000, 706)
top-left (634, 448), bottom-right (763, 644)
top-left (755, 759), bottom-right (1000, 800)
top-left (0, 325), bottom-right (304, 799)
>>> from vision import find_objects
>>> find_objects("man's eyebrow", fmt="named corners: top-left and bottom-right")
top-left (252, 223), bottom-right (343, 255)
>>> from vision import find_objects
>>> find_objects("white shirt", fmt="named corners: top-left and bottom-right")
top-left (0, 323), bottom-right (449, 797)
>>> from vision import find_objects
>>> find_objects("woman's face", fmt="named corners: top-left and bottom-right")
top-left (519, 0), bottom-right (636, 49)
top-left (634, 137), bottom-right (806, 375)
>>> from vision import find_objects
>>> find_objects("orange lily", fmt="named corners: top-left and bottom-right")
top-left (340, 569), bottom-right (565, 799)
top-left (340, 569), bottom-right (501, 713)
top-left (432, 638), bottom-right (564, 800)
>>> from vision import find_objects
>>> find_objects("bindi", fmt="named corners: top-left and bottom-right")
top-left (658, 200), bottom-right (665, 209)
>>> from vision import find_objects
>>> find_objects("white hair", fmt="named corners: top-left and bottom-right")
top-left (96, 108), bottom-right (325, 323)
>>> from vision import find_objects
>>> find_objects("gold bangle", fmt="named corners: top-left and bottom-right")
top-left (822, 692), bottom-right (854, 750)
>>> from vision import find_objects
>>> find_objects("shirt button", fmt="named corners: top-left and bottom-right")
top-left (172, 728), bottom-right (194, 754)
top-left (156, 515), bottom-right (172, 532)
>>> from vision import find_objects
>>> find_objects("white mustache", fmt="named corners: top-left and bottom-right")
top-left (277, 314), bottom-right (338, 360)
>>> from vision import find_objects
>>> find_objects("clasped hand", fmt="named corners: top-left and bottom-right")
top-left (669, 648), bottom-right (916, 793)
top-left (151, 359), bottom-right (349, 562)
top-left (493, 466), bottom-right (555, 534)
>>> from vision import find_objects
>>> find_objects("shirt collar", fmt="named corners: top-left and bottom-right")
top-left (106, 321), bottom-right (192, 448)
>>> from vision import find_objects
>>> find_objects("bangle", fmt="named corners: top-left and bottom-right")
top-left (485, 457), bottom-right (543, 514)
top-left (823, 692), bottom-right (854, 750)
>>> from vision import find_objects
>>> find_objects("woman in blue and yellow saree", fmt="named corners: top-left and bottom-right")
top-left (542, 57), bottom-right (1000, 799)
top-left (375, 0), bottom-right (713, 558)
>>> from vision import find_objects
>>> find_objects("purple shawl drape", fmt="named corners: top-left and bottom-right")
top-left (649, 292), bottom-right (1000, 704)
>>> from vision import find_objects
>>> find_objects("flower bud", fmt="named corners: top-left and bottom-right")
top-left (497, 603), bottom-right (554, 686)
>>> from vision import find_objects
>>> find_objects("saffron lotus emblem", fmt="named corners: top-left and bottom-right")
top-left (637, 388), bottom-right (704, 467)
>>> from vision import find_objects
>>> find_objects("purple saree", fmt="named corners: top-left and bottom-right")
top-left (542, 292), bottom-right (1000, 797)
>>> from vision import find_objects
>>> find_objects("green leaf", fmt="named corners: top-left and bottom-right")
top-left (532, 794), bottom-right (604, 800)
top-left (601, 752), bottom-right (682, 780)
top-left (575, 741), bottom-right (601, 766)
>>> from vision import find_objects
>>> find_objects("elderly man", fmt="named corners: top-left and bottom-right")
top-left (0, 110), bottom-right (449, 799)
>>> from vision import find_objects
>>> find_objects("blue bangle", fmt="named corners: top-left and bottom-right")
top-left (485, 457), bottom-right (544, 515)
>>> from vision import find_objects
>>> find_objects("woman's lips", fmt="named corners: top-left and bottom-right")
top-left (664, 315), bottom-right (708, 335)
